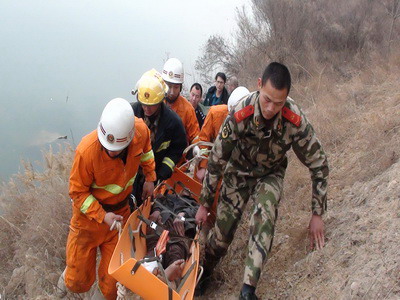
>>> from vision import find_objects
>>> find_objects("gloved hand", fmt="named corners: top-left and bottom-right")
top-left (193, 146), bottom-right (201, 157)
top-left (104, 212), bottom-right (123, 228)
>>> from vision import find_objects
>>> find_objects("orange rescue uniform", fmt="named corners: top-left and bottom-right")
top-left (166, 95), bottom-right (200, 144)
top-left (197, 104), bottom-right (228, 226)
top-left (65, 117), bottom-right (156, 300)
top-left (198, 104), bottom-right (229, 169)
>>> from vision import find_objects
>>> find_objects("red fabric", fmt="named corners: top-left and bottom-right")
top-left (234, 104), bottom-right (254, 122)
top-left (282, 106), bottom-right (302, 127)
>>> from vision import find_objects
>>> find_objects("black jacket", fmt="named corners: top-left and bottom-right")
top-left (203, 86), bottom-right (229, 106)
top-left (132, 102), bottom-right (187, 181)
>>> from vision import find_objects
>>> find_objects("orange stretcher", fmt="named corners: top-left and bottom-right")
top-left (108, 167), bottom-right (203, 300)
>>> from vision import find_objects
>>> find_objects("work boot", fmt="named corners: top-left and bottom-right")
top-left (239, 290), bottom-right (259, 300)
top-left (55, 269), bottom-right (67, 298)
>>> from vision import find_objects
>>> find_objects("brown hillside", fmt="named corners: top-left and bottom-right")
top-left (198, 60), bottom-right (400, 299)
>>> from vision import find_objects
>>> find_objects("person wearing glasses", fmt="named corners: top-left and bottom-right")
top-left (203, 72), bottom-right (229, 106)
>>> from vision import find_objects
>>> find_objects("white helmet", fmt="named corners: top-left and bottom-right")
top-left (228, 86), bottom-right (250, 111)
top-left (97, 98), bottom-right (135, 151)
top-left (162, 58), bottom-right (184, 84)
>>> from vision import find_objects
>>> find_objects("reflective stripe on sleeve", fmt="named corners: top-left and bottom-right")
top-left (80, 194), bottom-right (96, 214)
top-left (162, 157), bottom-right (175, 171)
top-left (156, 140), bottom-right (171, 153)
top-left (140, 150), bottom-right (155, 162)
top-left (90, 174), bottom-right (137, 195)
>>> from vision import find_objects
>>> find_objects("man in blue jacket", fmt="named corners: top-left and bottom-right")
top-left (203, 72), bottom-right (229, 106)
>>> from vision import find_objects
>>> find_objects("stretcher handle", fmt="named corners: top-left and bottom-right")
top-left (196, 266), bottom-right (204, 286)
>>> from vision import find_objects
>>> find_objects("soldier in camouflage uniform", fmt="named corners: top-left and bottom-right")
top-left (195, 62), bottom-right (329, 300)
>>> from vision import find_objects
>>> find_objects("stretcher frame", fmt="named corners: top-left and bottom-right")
top-left (108, 167), bottom-right (202, 300)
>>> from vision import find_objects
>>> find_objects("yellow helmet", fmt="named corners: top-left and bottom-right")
top-left (133, 69), bottom-right (168, 105)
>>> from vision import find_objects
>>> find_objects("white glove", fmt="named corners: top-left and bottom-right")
top-left (193, 146), bottom-right (201, 157)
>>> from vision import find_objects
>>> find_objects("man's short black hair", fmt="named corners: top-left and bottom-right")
top-left (190, 83), bottom-right (203, 96)
top-left (215, 72), bottom-right (227, 83)
top-left (261, 62), bottom-right (291, 94)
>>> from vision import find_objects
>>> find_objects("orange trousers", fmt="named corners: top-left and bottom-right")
top-left (64, 206), bottom-right (130, 300)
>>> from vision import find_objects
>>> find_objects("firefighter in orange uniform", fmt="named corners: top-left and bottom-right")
top-left (196, 87), bottom-right (250, 182)
top-left (58, 98), bottom-right (156, 299)
top-left (161, 58), bottom-right (200, 144)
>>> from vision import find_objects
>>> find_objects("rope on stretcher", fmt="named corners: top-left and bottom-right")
top-left (180, 141), bottom-right (214, 170)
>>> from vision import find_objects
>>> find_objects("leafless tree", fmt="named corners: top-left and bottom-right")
top-left (196, 0), bottom-right (400, 85)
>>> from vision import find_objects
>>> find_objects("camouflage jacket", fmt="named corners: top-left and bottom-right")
top-left (199, 91), bottom-right (329, 215)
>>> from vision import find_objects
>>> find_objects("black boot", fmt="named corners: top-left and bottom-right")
top-left (239, 291), bottom-right (259, 300)
top-left (239, 284), bottom-right (258, 300)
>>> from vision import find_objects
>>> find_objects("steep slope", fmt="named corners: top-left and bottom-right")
top-left (200, 63), bottom-right (400, 299)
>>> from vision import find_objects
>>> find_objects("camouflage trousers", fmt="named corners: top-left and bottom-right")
top-left (205, 170), bottom-right (284, 287)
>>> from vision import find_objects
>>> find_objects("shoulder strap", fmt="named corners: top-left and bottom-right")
top-left (282, 107), bottom-right (301, 127)
top-left (234, 105), bottom-right (254, 123)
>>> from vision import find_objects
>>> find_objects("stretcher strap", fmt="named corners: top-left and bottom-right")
top-left (130, 258), bottom-right (174, 300)
top-left (128, 224), bottom-right (136, 257)
top-left (176, 260), bottom-right (197, 293)
top-left (137, 213), bottom-right (165, 236)
top-left (153, 198), bottom-right (196, 223)
top-left (156, 183), bottom-right (197, 208)
top-left (140, 231), bottom-right (197, 243)
top-left (131, 256), bottom-right (160, 274)
top-left (156, 260), bottom-right (174, 300)
top-left (136, 195), bottom-right (198, 242)
top-left (137, 206), bottom-right (198, 242)
top-left (174, 181), bottom-right (199, 199)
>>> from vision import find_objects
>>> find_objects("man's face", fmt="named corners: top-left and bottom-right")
top-left (141, 103), bottom-right (160, 117)
top-left (189, 87), bottom-right (202, 108)
top-left (215, 76), bottom-right (225, 93)
top-left (165, 81), bottom-right (181, 102)
top-left (258, 78), bottom-right (288, 120)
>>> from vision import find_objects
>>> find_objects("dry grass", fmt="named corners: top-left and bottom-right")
top-left (197, 55), bottom-right (400, 299)
top-left (0, 145), bottom-right (74, 298)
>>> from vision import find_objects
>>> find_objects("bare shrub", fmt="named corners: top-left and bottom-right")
top-left (196, 0), bottom-right (400, 87)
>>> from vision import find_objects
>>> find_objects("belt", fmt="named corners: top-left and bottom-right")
top-left (101, 197), bottom-right (129, 212)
